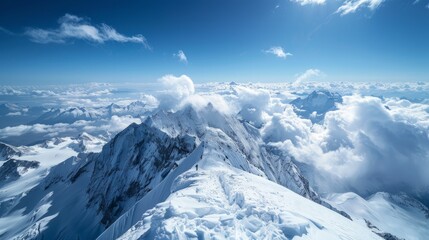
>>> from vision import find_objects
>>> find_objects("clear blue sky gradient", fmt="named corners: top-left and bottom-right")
top-left (0, 0), bottom-right (428, 84)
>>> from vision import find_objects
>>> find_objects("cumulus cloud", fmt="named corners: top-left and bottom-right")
top-left (292, 0), bottom-right (326, 5)
top-left (156, 74), bottom-right (236, 114)
top-left (25, 14), bottom-right (149, 47)
top-left (336, 0), bottom-right (384, 15)
top-left (263, 94), bottom-right (429, 195)
top-left (294, 69), bottom-right (323, 85)
top-left (264, 46), bottom-right (293, 59)
top-left (261, 107), bottom-right (312, 145)
top-left (157, 74), bottom-right (195, 109)
top-left (174, 50), bottom-right (188, 64)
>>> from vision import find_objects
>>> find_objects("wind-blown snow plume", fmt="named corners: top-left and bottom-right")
top-left (294, 69), bottom-right (323, 85)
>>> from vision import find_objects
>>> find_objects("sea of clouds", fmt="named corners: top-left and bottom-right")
top-left (1, 76), bottom-right (428, 198)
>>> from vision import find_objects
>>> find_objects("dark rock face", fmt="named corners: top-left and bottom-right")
top-left (376, 232), bottom-right (405, 240)
top-left (365, 219), bottom-right (405, 240)
top-left (0, 142), bottom-right (21, 161)
top-left (0, 159), bottom-right (39, 183)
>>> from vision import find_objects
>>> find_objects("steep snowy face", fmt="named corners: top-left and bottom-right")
top-left (0, 142), bottom-right (21, 161)
top-left (98, 104), bottom-right (353, 239)
top-left (0, 122), bottom-right (197, 239)
top-left (325, 192), bottom-right (429, 240)
top-left (146, 104), bottom-right (322, 204)
top-left (86, 122), bottom-right (197, 226)
top-left (291, 90), bottom-right (342, 123)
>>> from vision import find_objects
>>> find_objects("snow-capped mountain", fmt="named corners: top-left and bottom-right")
top-left (325, 192), bottom-right (429, 240)
top-left (0, 135), bottom-right (106, 235)
top-left (32, 107), bottom-right (103, 125)
top-left (0, 142), bottom-right (21, 161)
top-left (72, 132), bottom-right (107, 153)
top-left (98, 105), bottom-right (337, 239)
top-left (0, 96), bottom-right (427, 239)
top-left (0, 103), bottom-right (358, 239)
top-left (290, 90), bottom-right (342, 123)
top-left (31, 101), bottom-right (149, 125)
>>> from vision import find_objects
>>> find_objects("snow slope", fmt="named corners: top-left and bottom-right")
top-left (0, 135), bottom-right (108, 239)
top-left (325, 192), bottom-right (429, 240)
top-left (0, 138), bottom-right (79, 238)
top-left (112, 153), bottom-right (380, 240)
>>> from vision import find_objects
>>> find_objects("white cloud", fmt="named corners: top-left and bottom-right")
top-left (336, 0), bottom-right (384, 15)
top-left (2, 81), bottom-right (429, 197)
top-left (25, 14), bottom-right (149, 47)
top-left (294, 69), bottom-right (323, 85)
top-left (233, 86), bottom-right (272, 126)
top-left (180, 94), bottom-right (232, 115)
top-left (0, 87), bottom-right (25, 96)
top-left (157, 74), bottom-right (195, 109)
top-left (94, 115), bottom-right (142, 132)
top-left (0, 115), bottom-right (141, 145)
top-left (174, 50), bottom-right (188, 64)
top-left (0, 122), bottom-right (79, 138)
top-left (264, 94), bottom-right (429, 195)
top-left (264, 46), bottom-right (293, 59)
top-left (261, 109), bottom-right (312, 145)
top-left (292, 0), bottom-right (326, 6)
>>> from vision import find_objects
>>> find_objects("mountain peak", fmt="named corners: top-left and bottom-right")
top-left (291, 90), bottom-right (343, 123)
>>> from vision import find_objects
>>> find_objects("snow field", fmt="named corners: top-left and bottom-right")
top-left (118, 160), bottom-right (380, 240)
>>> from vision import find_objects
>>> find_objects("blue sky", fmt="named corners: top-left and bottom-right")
top-left (0, 0), bottom-right (428, 85)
